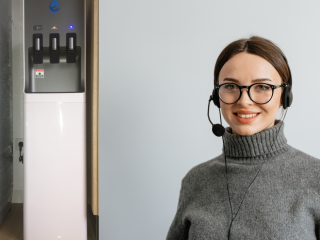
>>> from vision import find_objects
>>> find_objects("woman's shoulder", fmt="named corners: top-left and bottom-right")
top-left (284, 144), bottom-right (320, 180)
top-left (287, 145), bottom-right (320, 165)
top-left (181, 154), bottom-right (223, 184)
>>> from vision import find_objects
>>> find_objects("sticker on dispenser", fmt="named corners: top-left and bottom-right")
top-left (35, 69), bottom-right (44, 78)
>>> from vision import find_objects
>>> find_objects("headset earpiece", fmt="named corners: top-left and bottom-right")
top-left (278, 51), bottom-right (293, 109)
top-left (282, 86), bottom-right (293, 109)
top-left (212, 85), bottom-right (220, 108)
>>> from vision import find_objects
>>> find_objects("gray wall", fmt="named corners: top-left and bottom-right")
top-left (0, 0), bottom-right (13, 225)
top-left (12, 0), bottom-right (24, 204)
top-left (99, 0), bottom-right (320, 239)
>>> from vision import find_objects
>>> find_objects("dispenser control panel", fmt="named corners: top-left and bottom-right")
top-left (24, 0), bottom-right (85, 93)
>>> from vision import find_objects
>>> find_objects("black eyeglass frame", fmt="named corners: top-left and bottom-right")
top-left (215, 83), bottom-right (286, 104)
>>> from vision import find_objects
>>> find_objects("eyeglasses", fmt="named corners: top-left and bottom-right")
top-left (215, 83), bottom-right (286, 104)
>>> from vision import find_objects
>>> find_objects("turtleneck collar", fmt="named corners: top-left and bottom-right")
top-left (222, 120), bottom-right (290, 159)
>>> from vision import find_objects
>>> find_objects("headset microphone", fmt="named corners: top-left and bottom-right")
top-left (212, 124), bottom-right (225, 137)
top-left (207, 95), bottom-right (225, 137)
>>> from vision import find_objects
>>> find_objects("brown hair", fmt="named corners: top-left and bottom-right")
top-left (214, 36), bottom-right (290, 88)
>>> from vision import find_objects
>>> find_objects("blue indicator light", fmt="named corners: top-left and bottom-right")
top-left (69, 25), bottom-right (74, 29)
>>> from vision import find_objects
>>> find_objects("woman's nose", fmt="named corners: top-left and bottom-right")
top-left (237, 88), bottom-right (254, 106)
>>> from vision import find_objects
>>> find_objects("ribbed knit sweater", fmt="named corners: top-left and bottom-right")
top-left (166, 120), bottom-right (320, 240)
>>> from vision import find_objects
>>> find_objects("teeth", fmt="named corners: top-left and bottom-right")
top-left (236, 113), bottom-right (258, 118)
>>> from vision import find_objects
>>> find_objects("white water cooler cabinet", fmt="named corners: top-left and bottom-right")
top-left (23, 0), bottom-right (87, 239)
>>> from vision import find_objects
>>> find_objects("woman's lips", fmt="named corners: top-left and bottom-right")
top-left (234, 110), bottom-right (259, 114)
top-left (233, 113), bottom-right (260, 124)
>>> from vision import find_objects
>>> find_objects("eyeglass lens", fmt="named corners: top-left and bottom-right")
top-left (219, 83), bottom-right (273, 104)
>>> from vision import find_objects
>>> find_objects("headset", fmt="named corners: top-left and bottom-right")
top-left (207, 50), bottom-right (293, 239)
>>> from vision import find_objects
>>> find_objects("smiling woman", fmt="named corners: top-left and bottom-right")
top-left (166, 36), bottom-right (320, 240)
top-left (215, 36), bottom-right (291, 135)
top-left (218, 53), bottom-right (286, 134)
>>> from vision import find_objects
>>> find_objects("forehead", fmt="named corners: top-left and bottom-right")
top-left (218, 52), bottom-right (282, 85)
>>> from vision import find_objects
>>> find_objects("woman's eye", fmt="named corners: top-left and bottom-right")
top-left (256, 85), bottom-right (270, 91)
top-left (224, 84), bottom-right (238, 90)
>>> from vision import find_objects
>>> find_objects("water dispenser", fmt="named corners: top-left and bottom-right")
top-left (23, 0), bottom-right (87, 239)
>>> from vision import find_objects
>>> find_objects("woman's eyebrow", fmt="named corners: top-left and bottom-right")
top-left (223, 78), bottom-right (272, 83)
top-left (223, 78), bottom-right (239, 83)
top-left (252, 78), bottom-right (272, 83)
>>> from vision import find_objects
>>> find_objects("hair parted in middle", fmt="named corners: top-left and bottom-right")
top-left (214, 36), bottom-right (290, 87)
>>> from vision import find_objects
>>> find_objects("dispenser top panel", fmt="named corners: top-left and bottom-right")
top-left (24, 0), bottom-right (85, 49)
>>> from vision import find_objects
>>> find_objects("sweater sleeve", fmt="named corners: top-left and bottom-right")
top-left (166, 178), bottom-right (190, 240)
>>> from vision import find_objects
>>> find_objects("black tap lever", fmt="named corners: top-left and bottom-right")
top-left (18, 142), bottom-right (23, 164)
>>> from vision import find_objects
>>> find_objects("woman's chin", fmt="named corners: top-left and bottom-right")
top-left (231, 125), bottom-right (260, 136)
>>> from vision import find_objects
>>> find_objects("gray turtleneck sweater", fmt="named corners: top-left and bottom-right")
top-left (166, 120), bottom-right (320, 240)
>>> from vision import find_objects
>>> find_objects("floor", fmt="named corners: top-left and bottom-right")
top-left (0, 203), bottom-right (96, 240)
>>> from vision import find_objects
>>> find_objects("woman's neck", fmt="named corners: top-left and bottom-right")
top-left (223, 119), bottom-right (288, 160)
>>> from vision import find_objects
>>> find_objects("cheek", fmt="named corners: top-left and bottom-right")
top-left (258, 104), bottom-right (281, 128)
top-left (220, 103), bottom-right (234, 121)
top-left (265, 91), bottom-right (282, 112)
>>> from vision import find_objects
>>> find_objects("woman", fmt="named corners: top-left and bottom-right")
top-left (166, 36), bottom-right (320, 239)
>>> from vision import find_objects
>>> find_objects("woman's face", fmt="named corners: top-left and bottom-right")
top-left (218, 52), bottom-right (283, 136)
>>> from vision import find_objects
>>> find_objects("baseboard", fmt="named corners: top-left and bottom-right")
top-left (0, 202), bottom-right (11, 226)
